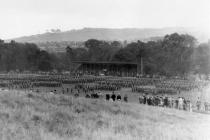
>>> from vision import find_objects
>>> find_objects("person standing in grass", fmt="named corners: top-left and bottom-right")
top-left (204, 102), bottom-right (209, 112)
top-left (187, 100), bottom-right (192, 112)
top-left (116, 93), bottom-right (121, 101)
top-left (106, 93), bottom-right (110, 101)
top-left (196, 97), bottom-right (201, 111)
top-left (178, 97), bottom-right (183, 110)
top-left (143, 94), bottom-right (147, 104)
top-left (139, 95), bottom-right (144, 104)
top-left (124, 94), bottom-right (128, 102)
top-left (168, 97), bottom-right (172, 108)
top-left (111, 92), bottom-right (116, 101)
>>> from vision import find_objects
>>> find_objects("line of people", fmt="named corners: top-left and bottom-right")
top-left (138, 94), bottom-right (192, 111)
top-left (0, 74), bottom-right (208, 94)
top-left (105, 92), bottom-right (128, 102)
top-left (132, 86), bottom-right (177, 95)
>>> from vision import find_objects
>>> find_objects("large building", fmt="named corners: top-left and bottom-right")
top-left (73, 61), bottom-right (141, 77)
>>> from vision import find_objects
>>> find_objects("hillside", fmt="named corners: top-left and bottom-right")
top-left (0, 90), bottom-right (209, 140)
top-left (11, 27), bottom-right (210, 43)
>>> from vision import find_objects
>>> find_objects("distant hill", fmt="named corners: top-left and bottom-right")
top-left (9, 27), bottom-right (210, 52)
top-left (10, 27), bottom-right (210, 43)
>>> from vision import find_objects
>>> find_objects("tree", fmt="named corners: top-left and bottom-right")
top-left (38, 50), bottom-right (53, 71)
top-left (160, 33), bottom-right (196, 76)
top-left (85, 39), bottom-right (117, 61)
top-left (193, 43), bottom-right (210, 75)
top-left (136, 41), bottom-right (147, 75)
top-left (0, 39), bottom-right (4, 44)
top-left (66, 46), bottom-right (75, 61)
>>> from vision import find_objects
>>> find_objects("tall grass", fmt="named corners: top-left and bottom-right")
top-left (0, 90), bottom-right (209, 140)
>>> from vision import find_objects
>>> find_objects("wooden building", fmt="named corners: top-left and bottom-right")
top-left (73, 61), bottom-right (140, 77)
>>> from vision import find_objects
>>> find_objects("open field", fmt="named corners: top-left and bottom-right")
top-left (0, 90), bottom-right (209, 140)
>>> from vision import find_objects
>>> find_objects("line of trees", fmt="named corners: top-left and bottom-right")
top-left (66, 33), bottom-right (210, 76)
top-left (0, 33), bottom-right (210, 76)
top-left (0, 39), bottom-right (53, 72)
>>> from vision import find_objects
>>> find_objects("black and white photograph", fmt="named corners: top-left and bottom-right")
top-left (0, 0), bottom-right (210, 139)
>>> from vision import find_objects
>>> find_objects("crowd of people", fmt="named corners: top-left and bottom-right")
top-left (131, 86), bottom-right (177, 95)
top-left (155, 79), bottom-right (207, 91)
top-left (71, 87), bottom-right (209, 112)
top-left (138, 94), bottom-right (192, 111)
top-left (0, 74), bottom-right (207, 93)
top-left (0, 74), bottom-right (106, 90)
top-left (0, 73), bottom-right (209, 113)
top-left (68, 78), bottom-right (210, 113)
top-left (82, 91), bottom-right (209, 112)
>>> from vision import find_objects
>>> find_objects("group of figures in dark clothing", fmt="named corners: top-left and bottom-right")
top-left (105, 92), bottom-right (128, 102)
top-left (73, 84), bottom-right (128, 101)
top-left (82, 90), bottom-right (192, 111)
top-left (138, 94), bottom-right (193, 111)
top-left (72, 84), bottom-right (210, 112)
top-left (82, 91), bottom-right (209, 112)
top-left (76, 90), bottom-right (128, 102)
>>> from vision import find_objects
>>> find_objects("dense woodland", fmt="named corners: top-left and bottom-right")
top-left (0, 33), bottom-right (210, 76)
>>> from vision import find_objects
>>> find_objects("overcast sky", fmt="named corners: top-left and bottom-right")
top-left (0, 0), bottom-right (210, 39)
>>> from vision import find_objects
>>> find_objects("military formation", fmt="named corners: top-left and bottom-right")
top-left (0, 73), bottom-right (209, 113)
top-left (0, 74), bottom-right (106, 90)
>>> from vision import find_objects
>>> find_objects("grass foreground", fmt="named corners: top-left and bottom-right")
top-left (0, 90), bottom-right (209, 140)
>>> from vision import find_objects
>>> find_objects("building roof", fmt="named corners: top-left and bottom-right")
top-left (72, 61), bottom-right (138, 65)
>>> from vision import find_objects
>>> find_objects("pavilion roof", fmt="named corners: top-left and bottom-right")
top-left (72, 61), bottom-right (138, 65)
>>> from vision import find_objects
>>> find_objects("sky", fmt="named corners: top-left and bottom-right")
top-left (0, 0), bottom-right (210, 39)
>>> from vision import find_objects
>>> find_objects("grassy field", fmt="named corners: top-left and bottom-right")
top-left (0, 90), bottom-right (209, 140)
